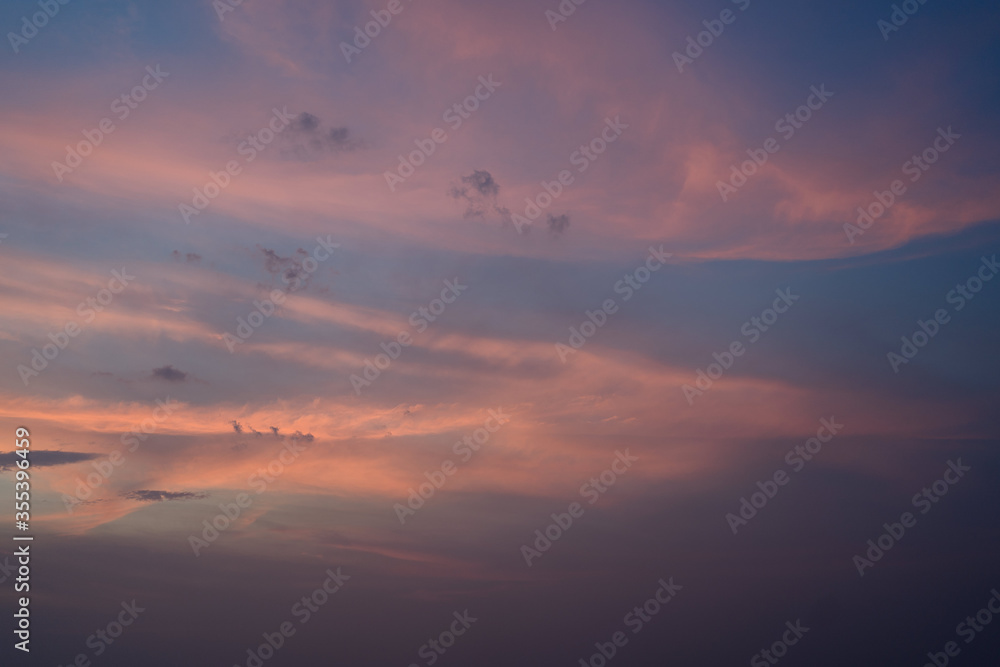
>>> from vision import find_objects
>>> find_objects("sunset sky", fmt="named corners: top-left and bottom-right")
top-left (1, 0), bottom-right (999, 665)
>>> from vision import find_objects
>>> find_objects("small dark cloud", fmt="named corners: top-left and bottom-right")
top-left (152, 365), bottom-right (187, 382)
top-left (231, 421), bottom-right (265, 438)
top-left (463, 170), bottom-right (499, 198)
top-left (122, 490), bottom-right (207, 503)
top-left (449, 170), bottom-right (572, 237)
top-left (0, 450), bottom-right (98, 471)
top-left (232, 419), bottom-right (312, 444)
top-left (449, 170), bottom-right (507, 220)
top-left (259, 247), bottom-right (286, 274)
top-left (256, 245), bottom-right (318, 291)
top-left (171, 250), bottom-right (202, 263)
top-left (290, 112), bottom-right (320, 132)
top-left (280, 112), bottom-right (361, 160)
top-left (546, 213), bottom-right (570, 236)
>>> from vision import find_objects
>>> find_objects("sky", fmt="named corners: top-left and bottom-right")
top-left (1, 0), bottom-right (999, 665)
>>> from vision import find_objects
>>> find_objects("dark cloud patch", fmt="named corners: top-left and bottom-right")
top-left (462, 170), bottom-right (499, 199)
top-left (449, 170), bottom-right (508, 220)
top-left (152, 365), bottom-right (187, 382)
top-left (171, 251), bottom-right (201, 263)
top-left (122, 490), bottom-right (207, 503)
top-left (546, 213), bottom-right (570, 236)
top-left (290, 112), bottom-right (320, 132)
top-left (230, 421), bottom-right (273, 438)
top-left (280, 112), bottom-right (361, 160)
top-left (232, 418), bottom-right (312, 443)
top-left (449, 170), bottom-right (572, 237)
top-left (0, 450), bottom-right (97, 471)
top-left (229, 423), bottom-right (311, 452)
top-left (258, 247), bottom-right (289, 274)
top-left (256, 245), bottom-right (317, 291)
